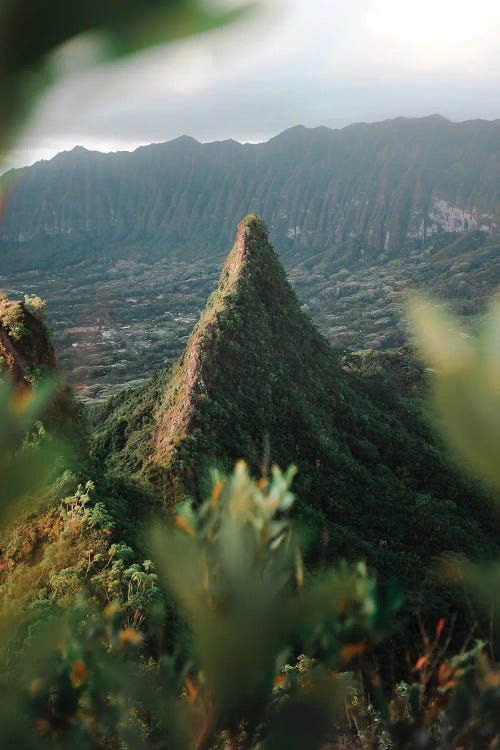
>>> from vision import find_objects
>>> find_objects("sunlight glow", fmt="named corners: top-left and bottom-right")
top-left (366, 0), bottom-right (500, 65)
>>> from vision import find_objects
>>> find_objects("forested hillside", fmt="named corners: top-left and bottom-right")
top-left (2, 116), bottom-right (499, 256)
top-left (92, 216), bottom-right (498, 620)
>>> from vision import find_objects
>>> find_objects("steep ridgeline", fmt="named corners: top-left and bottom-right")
top-left (1, 116), bottom-right (499, 263)
top-left (91, 216), bottom-right (498, 610)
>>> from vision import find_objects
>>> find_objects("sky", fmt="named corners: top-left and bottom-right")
top-left (5, 0), bottom-right (500, 170)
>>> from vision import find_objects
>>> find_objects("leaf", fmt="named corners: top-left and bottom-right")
top-left (210, 480), bottom-right (223, 508)
top-left (295, 547), bottom-right (304, 591)
top-left (175, 514), bottom-right (195, 536)
top-left (408, 294), bottom-right (474, 372)
top-left (436, 618), bottom-right (446, 639)
top-left (408, 294), bottom-right (500, 489)
top-left (438, 662), bottom-right (454, 687)
top-left (0, 0), bottom-right (257, 159)
top-left (340, 642), bottom-right (367, 663)
top-left (184, 676), bottom-right (198, 704)
top-left (118, 628), bottom-right (143, 647)
top-left (69, 659), bottom-right (87, 688)
top-left (414, 655), bottom-right (427, 671)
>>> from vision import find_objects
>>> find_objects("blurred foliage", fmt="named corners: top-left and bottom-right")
top-left (0, 408), bottom-right (402, 750)
top-left (151, 461), bottom-right (402, 746)
top-left (409, 294), bottom-right (500, 491)
top-left (0, 378), bottom-right (62, 526)
top-left (0, 0), bottom-right (254, 160)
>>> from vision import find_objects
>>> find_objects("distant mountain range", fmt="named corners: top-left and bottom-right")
top-left (2, 115), bottom-right (499, 257)
top-left (0, 116), bottom-right (499, 399)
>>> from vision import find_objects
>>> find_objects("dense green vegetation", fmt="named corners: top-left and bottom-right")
top-left (0, 216), bottom-right (499, 748)
top-left (2, 117), bottom-right (499, 258)
top-left (91, 217), bottom-right (498, 632)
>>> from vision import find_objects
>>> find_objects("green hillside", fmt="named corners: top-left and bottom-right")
top-left (2, 117), bottom-right (499, 259)
top-left (92, 216), bottom-right (498, 612)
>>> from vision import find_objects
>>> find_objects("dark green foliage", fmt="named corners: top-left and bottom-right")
top-left (92, 217), bottom-right (498, 629)
top-left (0, 0), bottom-right (249, 158)
top-left (90, 369), bottom-right (170, 474)
top-left (2, 117), bottom-right (499, 260)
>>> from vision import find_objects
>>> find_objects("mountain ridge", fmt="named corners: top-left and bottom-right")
top-left (2, 115), bottom-right (499, 256)
top-left (150, 214), bottom-right (270, 468)
top-left (1, 115), bottom-right (498, 402)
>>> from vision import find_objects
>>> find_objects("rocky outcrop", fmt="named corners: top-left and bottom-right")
top-left (0, 297), bottom-right (56, 386)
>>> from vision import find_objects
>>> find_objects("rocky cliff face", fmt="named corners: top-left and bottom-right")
top-left (1, 116), bottom-right (499, 261)
top-left (0, 297), bottom-right (56, 386)
top-left (0, 295), bottom-right (80, 437)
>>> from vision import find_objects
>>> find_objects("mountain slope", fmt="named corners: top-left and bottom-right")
top-left (91, 216), bottom-right (498, 604)
top-left (0, 296), bottom-right (55, 386)
top-left (1, 117), bottom-right (498, 261)
top-left (1, 116), bottom-right (499, 401)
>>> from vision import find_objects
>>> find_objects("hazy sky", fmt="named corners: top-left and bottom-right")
top-left (6, 0), bottom-right (500, 170)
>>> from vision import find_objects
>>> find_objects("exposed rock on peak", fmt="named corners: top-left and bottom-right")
top-left (0, 296), bottom-right (56, 387)
top-left (149, 213), bottom-right (299, 481)
top-left (216, 214), bottom-right (271, 288)
top-left (0, 295), bottom-right (79, 435)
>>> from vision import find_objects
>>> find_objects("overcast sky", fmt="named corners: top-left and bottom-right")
top-left (5, 0), bottom-right (500, 170)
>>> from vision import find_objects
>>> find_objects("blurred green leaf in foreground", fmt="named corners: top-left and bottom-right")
top-left (0, 377), bottom-right (62, 526)
top-left (409, 294), bottom-right (500, 491)
top-left (0, 0), bottom-right (255, 161)
top-left (151, 461), bottom-right (402, 748)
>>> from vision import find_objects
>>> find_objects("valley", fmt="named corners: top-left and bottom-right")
top-left (1, 229), bottom-right (497, 402)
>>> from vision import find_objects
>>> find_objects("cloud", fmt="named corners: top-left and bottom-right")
top-left (6, 0), bottom-right (500, 169)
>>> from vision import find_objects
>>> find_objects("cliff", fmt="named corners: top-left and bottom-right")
top-left (0, 296), bottom-right (56, 386)
top-left (1, 116), bottom-right (498, 264)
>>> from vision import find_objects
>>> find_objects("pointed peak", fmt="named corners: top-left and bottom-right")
top-left (147, 215), bottom-right (295, 480)
top-left (233, 213), bottom-right (270, 258)
top-left (216, 214), bottom-right (275, 294)
top-left (240, 212), bottom-right (268, 231)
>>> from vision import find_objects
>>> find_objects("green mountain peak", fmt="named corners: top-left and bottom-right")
top-left (92, 217), bottom-right (496, 603)
top-left (148, 213), bottom-right (321, 494)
